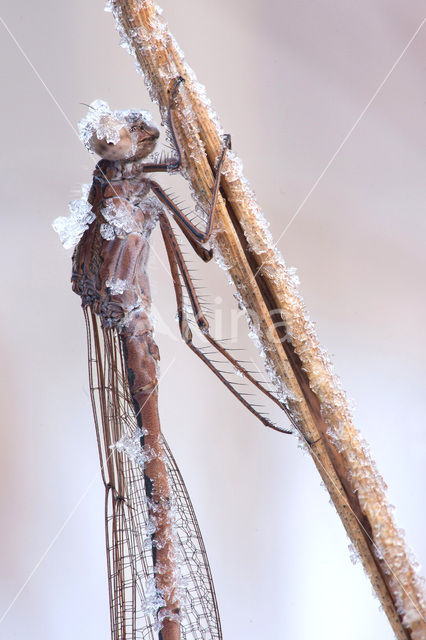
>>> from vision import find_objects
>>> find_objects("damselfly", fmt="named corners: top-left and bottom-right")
top-left (54, 78), bottom-right (294, 640)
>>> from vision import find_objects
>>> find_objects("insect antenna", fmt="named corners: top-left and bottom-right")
top-left (79, 102), bottom-right (97, 111)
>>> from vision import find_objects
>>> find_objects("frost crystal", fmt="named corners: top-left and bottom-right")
top-left (106, 278), bottom-right (128, 295)
top-left (52, 184), bottom-right (95, 249)
top-left (141, 578), bottom-right (166, 620)
top-left (348, 543), bottom-right (360, 565)
top-left (78, 99), bottom-right (117, 150)
top-left (100, 223), bottom-right (115, 241)
top-left (102, 199), bottom-right (135, 236)
top-left (111, 428), bottom-right (155, 468)
top-left (138, 196), bottom-right (164, 232)
top-left (78, 99), bottom-right (152, 156)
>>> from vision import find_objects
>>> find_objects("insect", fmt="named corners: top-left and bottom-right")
top-left (54, 78), bottom-right (295, 640)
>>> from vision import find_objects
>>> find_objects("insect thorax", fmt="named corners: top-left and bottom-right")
top-left (72, 160), bottom-right (162, 328)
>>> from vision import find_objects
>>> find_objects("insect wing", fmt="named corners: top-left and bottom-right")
top-left (85, 308), bottom-right (222, 640)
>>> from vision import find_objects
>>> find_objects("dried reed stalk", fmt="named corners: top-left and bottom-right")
top-left (109, 1), bottom-right (426, 637)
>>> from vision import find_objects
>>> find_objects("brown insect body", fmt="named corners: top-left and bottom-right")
top-left (72, 160), bottom-right (155, 326)
top-left (73, 150), bottom-right (183, 639)
top-left (67, 84), bottom-right (293, 640)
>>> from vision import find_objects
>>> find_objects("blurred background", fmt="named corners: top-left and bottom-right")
top-left (0, 1), bottom-right (425, 638)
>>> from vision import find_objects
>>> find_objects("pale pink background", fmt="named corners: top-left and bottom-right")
top-left (0, 1), bottom-right (425, 639)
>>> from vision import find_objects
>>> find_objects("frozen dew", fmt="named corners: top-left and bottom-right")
top-left (102, 199), bottom-right (135, 235)
top-left (104, 0), bottom-right (225, 144)
top-left (157, 607), bottom-right (181, 631)
top-left (106, 278), bottom-right (128, 295)
top-left (111, 428), bottom-right (156, 468)
top-left (221, 150), bottom-right (244, 183)
top-left (104, 0), bottom-right (173, 107)
top-left (141, 578), bottom-right (166, 620)
top-left (326, 424), bottom-right (346, 454)
top-left (213, 248), bottom-right (231, 273)
top-left (180, 57), bottom-right (224, 136)
top-left (145, 518), bottom-right (157, 538)
top-left (139, 195), bottom-right (164, 233)
top-left (52, 183), bottom-right (95, 249)
top-left (100, 223), bottom-right (116, 241)
top-left (96, 114), bottom-right (123, 146)
top-left (78, 99), bottom-right (117, 151)
top-left (348, 543), bottom-right (361, 566)
top-left (78, 99), bottom-right (153, 157)
top-left (119, 28), bottom-right (137, 57)
top-left (104, 0), bottom-right (136, 57)
top-left (120, 107), bottom-right (153, 126)
top-left (287, 266), bottom-right (300, 287)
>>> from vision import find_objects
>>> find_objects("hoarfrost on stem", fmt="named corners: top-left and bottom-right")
top-left (348, 543), bottom-right (361, 566)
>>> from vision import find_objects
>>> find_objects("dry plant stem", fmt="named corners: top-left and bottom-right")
top-left (113, 2), bottom-right (426, 638)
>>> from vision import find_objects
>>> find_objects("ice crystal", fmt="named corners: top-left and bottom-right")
top-left (111, 428), bottom-right (155, 468)
top-left (348, 543), bottom-right (361, 566)
top-left (100, 223), bottom-right (116, 241)
top-left (52, 184), bottom-right (95, 249)
top-left (139, 195), bottom-right (164, 233)
top-left (141, 577), bottom-right (166, 620)
top-left (102, 199), bottom-right (135, 236)
top-left (106, 278), bottom-right (128, 295)
top-left (78, 99), bottom-right (118, 149)
top-left (157, 607), bottom-right (181, 630)
top-left (78, 99), bottom-right (152, 157)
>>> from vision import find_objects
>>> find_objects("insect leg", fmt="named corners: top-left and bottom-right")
top-left (142, 77), bottom-right (185, 174)
top-left (159, 213), bottom-right (293, 435)
top-left (150, 133), bottom-right (231, 247)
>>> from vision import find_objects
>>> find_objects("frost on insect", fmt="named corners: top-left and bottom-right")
top-left (52, 184), bottom-right (95, 249)
top-left (99, 223), bottom-right (116, 241)
top-left (78, 98), bottom-right (153, 158)
top-left (111, 428), bottom-right (156, 466)
top-left (92, 335), bottom-right (224, 639)
top-left (79, 99), bottom-right (122, 147)
top-left (105, 277), bottom-right (129, 296)
top-left (141, 577), bottom-right (167, 621)
top-left (101, 199), bottom-right (136, 236)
